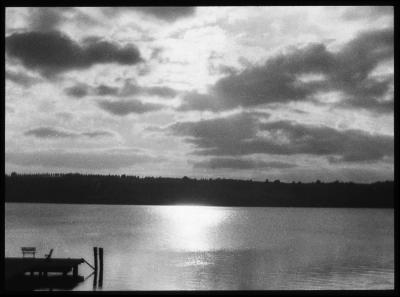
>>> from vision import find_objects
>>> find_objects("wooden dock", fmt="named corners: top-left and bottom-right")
top-left (5, 257), bottom-right (85, 290)
top-left (6, 247), bottom-right (103, 291)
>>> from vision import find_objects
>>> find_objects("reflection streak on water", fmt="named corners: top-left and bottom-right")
top-left (156, 205), bottom-right (229, 252)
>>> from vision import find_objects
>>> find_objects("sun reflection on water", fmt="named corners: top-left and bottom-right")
top-left (158, 205), bottom-right (228, 252)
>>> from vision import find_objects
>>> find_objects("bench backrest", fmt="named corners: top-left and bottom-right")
top-left (45, 249), bottom-right (54, 259)
top-left (21, 247), bottom-right (36, 258)
top-left (21, 247), bottom-right (36, 252)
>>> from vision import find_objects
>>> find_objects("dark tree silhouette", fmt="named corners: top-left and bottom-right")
top-left (4, 173), bottom-right (393, 208)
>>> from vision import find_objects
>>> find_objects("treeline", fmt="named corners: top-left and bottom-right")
top-left (5, 173), bottom-right (394, 208)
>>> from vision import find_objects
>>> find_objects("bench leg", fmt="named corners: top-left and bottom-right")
top-left (73, 266), bottom-right (78, 278)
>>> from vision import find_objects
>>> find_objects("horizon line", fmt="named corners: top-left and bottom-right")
top-left (5, 172), bottom-right (394, 185)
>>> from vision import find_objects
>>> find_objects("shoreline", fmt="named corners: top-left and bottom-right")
top-left (5, 201), bottom-right (394, 209)
top-left (6, 174), bottom-right (394, 208)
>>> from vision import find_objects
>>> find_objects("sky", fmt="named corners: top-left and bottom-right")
top-left (5, 6), bottom-right (394, 182)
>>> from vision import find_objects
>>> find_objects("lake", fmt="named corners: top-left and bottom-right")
top-left (5, 203), bottom-right (394, 290)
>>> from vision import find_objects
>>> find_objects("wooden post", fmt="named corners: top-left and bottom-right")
top-left (99, 248), bottom-right (103, 287)
top-left (93, 247), bottom-right (98, 273)
top-left (93, 247), bottom-right (99, 288)
top-left (93, 270), bottom-right (97, 289)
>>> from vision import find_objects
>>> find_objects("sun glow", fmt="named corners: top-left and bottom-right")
top-left (158, 205), bottom-right (228, 251)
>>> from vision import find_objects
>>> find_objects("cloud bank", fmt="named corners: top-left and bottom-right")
top-left (180, 28), bottom-right (393, 114)
top-left (24, 127), bottom-right (114, 139)
top-left (64, 80), bottom-right (178, 99)
top-left (97, 99), bottom-right (164, 116)
top-left (6, 30), bottom-right (142, 76)
top-left (170, 112), bottom-right (393, 163)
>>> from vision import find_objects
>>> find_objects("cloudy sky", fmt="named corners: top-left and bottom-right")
top-left (5, 6), bottom-right (394, 182)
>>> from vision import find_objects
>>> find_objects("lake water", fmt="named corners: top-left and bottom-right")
top-left (5, 203), bottom-right (394, 290)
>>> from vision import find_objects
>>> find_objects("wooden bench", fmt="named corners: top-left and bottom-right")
top-left (21, 247), bottom-right (36, 258)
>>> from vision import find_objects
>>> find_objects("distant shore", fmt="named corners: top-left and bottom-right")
top-left (5, 173), bottom-right (394, 208)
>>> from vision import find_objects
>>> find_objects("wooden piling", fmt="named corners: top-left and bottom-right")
top-left (92, 270), bottom-right (97, 289)
top-left (93, 247), bottom-right (98, 273)
top-left (98, 248), bottom-right (103, 287)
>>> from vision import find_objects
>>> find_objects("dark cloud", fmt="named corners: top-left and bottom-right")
top-left (218, 65), bottom-right (239, 76)
top-left (102, 7), bottom-right (196, 22)
top-left (95, 84), bottom-right (120, 96)
top-left (119, 80), bottom-right (178, 98)
top-left (179, 43), bottom-right (332, 111)
top-left (64, 81), bottom-right (178, 99)
top-left (97, 99), bottom-right (164, 116)
top-left (6, 150), bottom-right (158, 170)
top-left (256, 121), bottom-right (394, 163)
top-left (143, 86), bottom-right (178, 98)
top-left (193, 158), bottom-right (297, 170)
top-left (6, 30), bottom-right (142, 76)
top-left (170, 113), bottom-right (393, 163)
top-left (135, 7), bottom-right (196, 21)
top-left (178, 92), bottom-right (222, 111)
top-left (179, 28), bottom-right (393, 114)
top-left (64, 84), bottom-right (90, 98)
top-left (24, 127), bottom-right (77, 138)
top-left (80, 131), bottom-right (115, 138)
top-left (171, 113), bottom-right (260, 152)
top-left (6, 69), bottom-right (41, 87)
top-left (24, 127), bottom-right (114, 139)
top-left (329, 28), bottom-right (394, 113)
